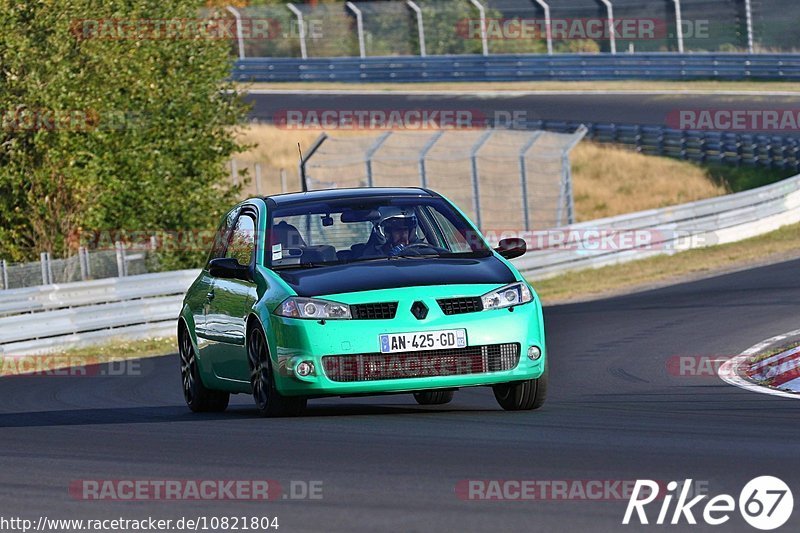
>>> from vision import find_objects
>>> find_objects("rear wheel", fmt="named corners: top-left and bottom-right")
top-left (247, 325), bottom-right (306, 417)
top-left (413, 390), bottom-right (454, 405)
top-left (493, 363), bottom-right (547, 411)
top-left (179, 325), bottom-right (229, 413)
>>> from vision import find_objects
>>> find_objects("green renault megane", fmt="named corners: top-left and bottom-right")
top-left (178, 187), bottom-right (547, 416)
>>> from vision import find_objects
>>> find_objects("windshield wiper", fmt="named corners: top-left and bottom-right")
top-left (388, 253), bottom-right (441, 260)
top-left (272, 262), bottom-right (326, 270)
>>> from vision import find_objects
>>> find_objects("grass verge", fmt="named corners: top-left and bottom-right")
top-left (532, 222), bottom-right (800, 304)
top-left (750, 341), bottom-right (800, 366)
top-left (0, 337), bottom-right (176, 377)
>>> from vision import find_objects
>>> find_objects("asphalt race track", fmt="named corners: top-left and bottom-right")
top-left (1, 258), bottom-right (799, 532)
top-left (245, 91), bottom-right (800, 128)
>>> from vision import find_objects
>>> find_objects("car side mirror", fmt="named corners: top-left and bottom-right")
top-left (495, 238), bottom-right (527, 260)
top-left (208, 257), bottom-right (251, 281)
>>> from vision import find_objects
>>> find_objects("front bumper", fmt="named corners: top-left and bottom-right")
top-left (266, 285), bottom-right (546, 397)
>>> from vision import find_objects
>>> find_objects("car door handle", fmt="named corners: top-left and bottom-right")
top-left (206, 290), bottom-right (215, 301)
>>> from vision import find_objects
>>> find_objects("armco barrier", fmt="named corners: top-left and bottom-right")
top-left (524, 121), bottom-right (800, 171)
top-left (233, 53), bottom-right (800, 83)
top-left (0, 270), bottom-right (198, 356)
top-left (2, 173), bottom-right (799, 355)
top-left (513, 173), bottom-right (800, 279)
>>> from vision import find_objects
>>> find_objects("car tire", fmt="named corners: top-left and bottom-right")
top-left (492, 363), bottom-right (547, 411)
top-left (413, 390), bottom-right (454, 405)
top-left (248, 325), bottom-right (307, 417)
top-left (179, 324), bottom-right (230, 413)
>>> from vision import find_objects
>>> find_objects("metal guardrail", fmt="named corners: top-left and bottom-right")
top-left (2, 171), bottom-right (799, 355)
top-left (525, 120), bottom-right (800, 171)
top-left (512, 173), bottom-right (800, 278)
top-left (233, 53), bottom-right (800, 83)
top-left (0, 270), bottom-right (198, 356)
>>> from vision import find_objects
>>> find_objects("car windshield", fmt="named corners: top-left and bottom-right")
top-left (267, 196), bottom-right (491, 269)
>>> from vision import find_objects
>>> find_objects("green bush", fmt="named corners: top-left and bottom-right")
top-left (0, 0), bottom-right (249, 268)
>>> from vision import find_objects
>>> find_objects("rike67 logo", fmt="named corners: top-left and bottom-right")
top-left (623, 477), bottom-right (793, 530)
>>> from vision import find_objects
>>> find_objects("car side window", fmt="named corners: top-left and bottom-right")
top-left (226, 214), bottom-right (256, 266)
top-left (208, 207), bottom-right (241, 262)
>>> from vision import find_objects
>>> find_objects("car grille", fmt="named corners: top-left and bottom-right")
top-left (321, 343), bottom-right (520, 382)
top-left (351, 302), bottom-right (398, 320)
top-left (437, 297), bottom-right (483, 315)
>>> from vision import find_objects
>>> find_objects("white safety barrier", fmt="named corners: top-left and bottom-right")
top-left (0, 271), bottom-right (198, 356)
top-left (512, 173), bottom-right (800, 279)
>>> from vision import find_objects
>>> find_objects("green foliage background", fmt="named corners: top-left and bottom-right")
top-left (0, 0), bottom-right (248, 269)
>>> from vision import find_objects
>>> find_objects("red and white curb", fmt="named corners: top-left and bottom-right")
top-left (719, 328), bottom-right (800, 399)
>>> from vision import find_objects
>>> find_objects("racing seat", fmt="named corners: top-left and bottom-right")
top-left (271, 221), bottom-right (307, 248)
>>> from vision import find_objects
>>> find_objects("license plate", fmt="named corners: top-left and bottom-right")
top-left (379, 329), bottom-right (467, 354)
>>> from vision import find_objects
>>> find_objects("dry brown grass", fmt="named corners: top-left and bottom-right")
top-left (233, 125), bottom-right (728, 221)
top-left (570, 143), bottom-right (727, 221)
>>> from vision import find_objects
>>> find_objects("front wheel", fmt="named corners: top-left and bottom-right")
top-left (248, 326), bottom-right (307, 417)
top-left (179, 325), bottom-right (229, 413)
top-left (413, 390), bottom-right (454, 405)
top-left (492, 364), bottom-right (547, 411)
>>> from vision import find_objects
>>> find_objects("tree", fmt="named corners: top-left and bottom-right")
top-left (0, 0), bottom-right (249, 268)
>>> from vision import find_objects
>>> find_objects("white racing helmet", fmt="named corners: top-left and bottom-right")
top-left (374, 207), bottom-right (418, 243)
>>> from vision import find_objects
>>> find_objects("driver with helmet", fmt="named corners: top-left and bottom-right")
top-left (357, 207), bottom-right (422, 258)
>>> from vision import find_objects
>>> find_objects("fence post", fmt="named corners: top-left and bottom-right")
top-left (470, 130), bottom-right (493, 230)
top-left (287, 3), bottom-right (308, 59)
top-left (225, 6), bottom-right (246, 60)
top-left (83, 247), bottom-right (92, 278)
top-left (115, 241), bottom-right (127, 277)
top-left (364, 132), bottom-right (392, 188)
top-left (345, 2), bottom-right (366, 58)
top-left (532, 1), bottom-right (553, 55)
top-left (255, 163), bottom-right (263, 195)
top-left (406, 1), bottom-right (427, 57)
top-left (1, 259), bottom-right (7, 290)
top-left (418, 130), bottom-right (444, 188)
top-left (672, 0), bottom-right (684, 53)
top-left (40, 252), bottom-right (49, 285)
top-left (468, 0), bottom-right (489, 56)
top-left (230, 159), bottom-right (239, 187)
top-left (597, 0), bottom-right (616, 54)
top-left (79, 246), bottom-right (87, 281)
top-left (299, 133), bottom-right (328, 192)
top-left (519, 131), bottom-right (544, 231)
top-left (280, 168), bottom-right (288, 193)
top-left (558, 125), bottom-right (588, 226)
top-left (744, 0), bottom-right (754, 53)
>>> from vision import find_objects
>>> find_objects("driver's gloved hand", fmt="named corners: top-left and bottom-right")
top-left (388, 244), bottom-right (405, 257)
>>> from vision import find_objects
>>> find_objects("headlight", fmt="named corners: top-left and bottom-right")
top-left (275, 297), bottom-right (352, 319)
top-left (481, 282), bottom-right (533, 310)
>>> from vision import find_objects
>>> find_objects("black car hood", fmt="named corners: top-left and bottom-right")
top-left (276, 256), bottom-right (516, 297)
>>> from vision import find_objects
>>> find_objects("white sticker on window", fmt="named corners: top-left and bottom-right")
top-left (272, 244), bottom-right (282, 261)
